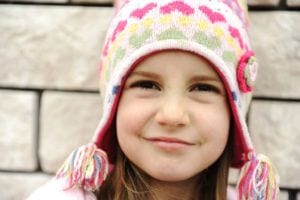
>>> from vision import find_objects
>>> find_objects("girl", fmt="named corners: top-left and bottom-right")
top-left (28, 0), bottom-right (279, 199)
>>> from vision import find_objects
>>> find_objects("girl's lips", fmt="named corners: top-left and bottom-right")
top-left (146, 137), bottom-right (193, 145)
top-left (145, 137), bottom-right (194, 151)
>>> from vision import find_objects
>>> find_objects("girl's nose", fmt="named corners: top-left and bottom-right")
top-left (154, 96), bottom-right (190, 128)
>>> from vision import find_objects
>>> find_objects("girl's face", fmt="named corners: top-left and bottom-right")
top-left (116, 50), bottom-right (230, 183)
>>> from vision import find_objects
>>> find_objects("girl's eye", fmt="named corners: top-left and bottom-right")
top-left (190, 83), bottom-right (220, 93)
top-left (130, 80), bottom-right (160, 91)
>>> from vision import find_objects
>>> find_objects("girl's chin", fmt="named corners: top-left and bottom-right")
top-left (146, 170), bottom-right (201, 183)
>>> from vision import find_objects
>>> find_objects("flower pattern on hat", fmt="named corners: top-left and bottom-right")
top-left (237, 51), bottom-right (258, 92)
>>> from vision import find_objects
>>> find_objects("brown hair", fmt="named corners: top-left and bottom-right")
top-left (96, 130), bottom-right (233, 200)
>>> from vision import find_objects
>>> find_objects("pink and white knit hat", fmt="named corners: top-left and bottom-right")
top-left (56, 0), bottom-right (279, 199)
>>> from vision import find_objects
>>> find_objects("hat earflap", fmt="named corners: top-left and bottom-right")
top-left (237, 153), bottom-right (279, 200)
top-left (55, 143), bottom-right (109, 191)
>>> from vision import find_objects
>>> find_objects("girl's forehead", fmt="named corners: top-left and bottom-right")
top-left (131, 50), bottom-right (220, 78)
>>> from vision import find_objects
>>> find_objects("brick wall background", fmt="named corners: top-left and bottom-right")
top-left (0, 0), bottom-right (299, 199)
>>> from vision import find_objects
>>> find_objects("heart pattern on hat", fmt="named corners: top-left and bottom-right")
top-left (199, 6), bottom-right (226, 23)
top-left (130, 3), bottom-right (157, 19)
top-left (160, 1), bottom-right (195, 15)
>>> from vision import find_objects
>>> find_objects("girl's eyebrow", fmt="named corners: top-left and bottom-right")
top-left (129, 71), bottom-right (161, 80)
top-left (189, 75), bottom-right (222, 83)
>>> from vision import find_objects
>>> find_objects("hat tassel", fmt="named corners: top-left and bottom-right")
top-left (236, 154), bottom-right (279, 200)
top-left (56, 143), bottom-right (109, 191)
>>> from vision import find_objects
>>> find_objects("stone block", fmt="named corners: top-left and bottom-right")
top-left (0, 90), bottom-right (38, 171)
top-left (249, 12), bottom-right (300, 98)
top-left (249, 100), bottom-right (300, 188)
top-left (278, 190), bottom-right (289, 200)
top-left (40, 91), bottom-right (102, 173)
top-left (287, 0), bottom-right (300, 6)
top-left (0, 5), bottom-right (113, 90)
top-left (248, 0), bottom-right (280, 6)
top-left (0, 172), bottom-right (51, 200)
top-left (228, 168), bottom-right (239, 184)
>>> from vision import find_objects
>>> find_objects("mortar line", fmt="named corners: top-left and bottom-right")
top-left (34, 90), bottom-right (43, 172)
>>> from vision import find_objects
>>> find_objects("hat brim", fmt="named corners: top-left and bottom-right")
top-left (93, 40), bottom-right (254, 168)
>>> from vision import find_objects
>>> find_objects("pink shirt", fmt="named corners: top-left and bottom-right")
top-left (27, 178), bottom-right (96, 200)
top-left (28, 178), bottom-right (237, 200)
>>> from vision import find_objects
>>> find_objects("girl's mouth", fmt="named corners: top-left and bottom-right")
top-left (145, 137), bottom-right (194, 151)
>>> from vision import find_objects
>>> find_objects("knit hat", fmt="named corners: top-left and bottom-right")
top-left (56, 0), bottom-right (279, 199)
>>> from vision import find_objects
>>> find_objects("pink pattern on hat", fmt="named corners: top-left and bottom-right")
top-left (199, 5), bottom-right (226, 23)
top-left (130, 2), bottom-right (157, 19)
top-left (111, 20), bottom-right (127, 42)
top-left (229, 25), bottom-right (244, 49)
top-left (160, 1), bottom-right (195, 15)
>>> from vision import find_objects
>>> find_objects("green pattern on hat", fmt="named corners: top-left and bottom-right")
top-left (158, 28), bottom-right (187, 40)
top-left (223, 51), bottom-right (237, 64)
top-left (193, 31), bottom-right (221, 50)
top-left (130, 29), bottom-right (153, 48)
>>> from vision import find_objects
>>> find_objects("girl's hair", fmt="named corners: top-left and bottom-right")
top-left (96, 128), bottom-right (233, 200)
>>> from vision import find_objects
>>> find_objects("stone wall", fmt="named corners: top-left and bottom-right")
top-left (0, 0), bottom-right (299, 199)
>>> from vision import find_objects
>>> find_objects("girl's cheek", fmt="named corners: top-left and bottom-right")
top-left (117, 97), bottom-right (153, 129)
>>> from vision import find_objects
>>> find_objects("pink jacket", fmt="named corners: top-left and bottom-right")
top-left (28, 178), bottom-right (237, 200)
top-left (27, 178), bottom-right (96, 200)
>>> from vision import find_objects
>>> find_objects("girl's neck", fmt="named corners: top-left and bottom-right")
top-left (149, 176), bottom-right (200, 200)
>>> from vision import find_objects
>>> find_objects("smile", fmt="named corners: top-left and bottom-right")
top-left (145, 137), bottom-right (194, 151)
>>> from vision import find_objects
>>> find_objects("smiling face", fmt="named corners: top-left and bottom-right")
top-left (116, 50), bottom-right (231, 184)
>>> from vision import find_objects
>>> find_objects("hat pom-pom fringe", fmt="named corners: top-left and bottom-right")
top-left (55, 143), bottom-right (109, 191)
top-left (237, 154), bottom-right (279, 200)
